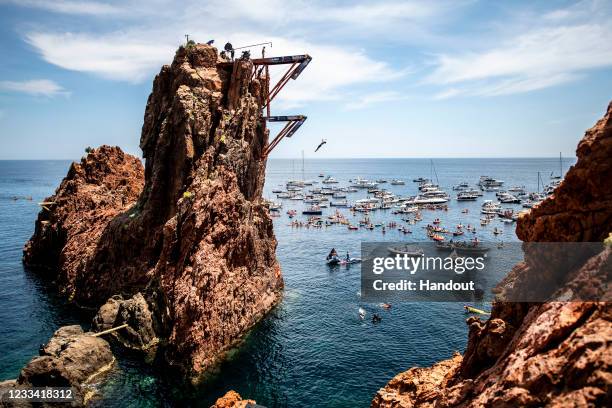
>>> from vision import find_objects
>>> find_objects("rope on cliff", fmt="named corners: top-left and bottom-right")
top-left (91, 323), bottom-right (129, 337)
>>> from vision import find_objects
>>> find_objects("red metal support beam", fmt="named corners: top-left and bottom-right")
top-left (263, 115), bottom-right (307, 157)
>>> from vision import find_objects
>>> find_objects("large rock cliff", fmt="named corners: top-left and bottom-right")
top-left (371, 102), bottom-right (612, 408)
top-left (23, 44), bottom-right (283, 380)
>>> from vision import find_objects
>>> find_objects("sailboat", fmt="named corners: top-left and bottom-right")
top-left (550, 152), bottom-right (563, 179)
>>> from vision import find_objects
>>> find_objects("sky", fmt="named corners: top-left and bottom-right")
top-left (0, 0), bottom-right (611, 160)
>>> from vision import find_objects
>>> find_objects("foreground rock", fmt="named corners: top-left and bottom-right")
top-left (92, 293), bottom-right (158, 357)
top-left (210, 390), bottom-right (256, 408)
top-left (23, 44), bottom-right (283, 381)
top-left (0, 326), bottom-right (114, 407)
top-left (372, 102), bottom-right (612, 408)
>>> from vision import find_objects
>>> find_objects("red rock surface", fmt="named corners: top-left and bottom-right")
top-left (23, 44), bottom-right (283, 380)
top-left (371, 102), bottom-right (612, 408)
top-left (210, 390), bottom-right (256, 408)
top-left (0, 325), bottom-right (114, 406)
top-left (23, 146), bottom-right (144, 297)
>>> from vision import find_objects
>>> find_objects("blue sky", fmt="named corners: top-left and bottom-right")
top-left (0, 0), bottom-right (611, 159)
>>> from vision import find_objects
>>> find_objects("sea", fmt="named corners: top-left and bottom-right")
top-left (0, 157), bottom-right (575, 407)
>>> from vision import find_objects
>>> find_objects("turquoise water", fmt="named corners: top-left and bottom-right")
top-left (0, 158), bottom-right (575, 407)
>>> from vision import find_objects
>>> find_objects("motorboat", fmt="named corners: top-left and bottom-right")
top-left (322, 176), bottom-right (339, 184)
top-left (330, 200), bottom-right (349, 207)
top-left (452, 242), bottom-right (490, 255)
top-left (390, 179), bottom-right (405, 185)
top-left (478, 176), bottom-right (504, 188)
top-left (498, 192), bottom-right (521, 204)
top-left (406, 196), bottom-right (449, 205)
top-left (302, 205), bottom-right (323, 215)
top-left (387, 245), bottom-right (424, 257)
top-left (456, 192), bottom-right (478, 201)
top-left (351, 177), bottom-right (378, 189)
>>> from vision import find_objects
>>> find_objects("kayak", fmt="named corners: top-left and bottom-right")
top-left (464, 306), bottom-right (490, 315)
top-left (340, 258), bottom-right (361, 265)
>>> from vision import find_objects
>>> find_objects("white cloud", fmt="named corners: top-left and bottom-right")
top-left (344, 91), bottom-right (406, 110)
top-left (25, 29), bottom-right (405, 105)
top-left (16, 0), bottom-right (458, 105)
top-left (26, 32), bottom-right (176, 82)
top-left (263, 38), bottom-right (406, 109)
top-left (433, 88), bottom-right (461, 100)
top-left (0, 79), bottom-right (67, 97)
top-left (2, 0), bottom-right (123, 15)
top-left (427, 0), bottom-right (612, 99)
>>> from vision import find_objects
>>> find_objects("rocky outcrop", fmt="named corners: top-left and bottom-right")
top-left (92, 293), bottom-right (158, 356)
top-left (210, 391), bottom-right (256, 408)
top-left (516, 101), bottom-right (612, 243)
top-left (23, 44), bottom-right (283, 381)
top-left (22, 146), bottom-right (144, 291)
top-left (371, 102), bottom-right (612, 408)
top-left (0, 326), bottom-right (114, 407)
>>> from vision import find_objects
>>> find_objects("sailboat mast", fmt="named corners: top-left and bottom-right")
top-left (537, 171), bottom-right (540, 192)
top-left (559, 152), bottom-right (562, 178)
top-left (430, 159), bottom-right (439, 185)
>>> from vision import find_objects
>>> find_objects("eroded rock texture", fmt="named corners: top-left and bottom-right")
top-left (0, 326), bottom-right (114, 407)
top-left (23, 44), bottom-right (283, 380)
top-left (371, 102), bottom-right (612, 408)
top-left (210, 390), bottom-right (256, 408)
top-left (22, 146), bottom-right (144, 293)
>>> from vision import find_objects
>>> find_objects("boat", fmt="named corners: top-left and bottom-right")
top-left (413, 177), bottom-right (427, 183)
top-left (387, 245), bottom-right (423, 257)
top-left (330, 200), bottom-right (349, 207)
top-left (322, 176), bottom-right (339, 184)
top-left (351, 177), bottom-right (378, 189)
top-left (340, 258), bottom-right (362, 265)
top-left (464, 305), bottom-right (490, 315)
top-left (453, 242), bottom-right (490, 255)
top-left (405, 196), bottom-right (449, 205)
top-left (268, 201), bottom-right (282, 211)
top-left (348, 224), bottom-right (358, 230)
top-left (327, 256), bottom-right (340, 265)
top-left (376, 179), bottom-right (387, 183)
top-left (457, 192), bottom-right (478, 201)
top-left (390, 179), bottom-right (405, 185)
top-left (508, 185), bottom-right (526, 193)
top-left (435, 242), bottom-right (453, 251)
top-left (478, 176), bottom-right (504, 189)
top-left (452, 230), bottom-right (464, 236)
top-left (302, 205), bottom-right (322, 215)
top-left (498, 192), bottom-right (521, 204)
top-left (318, 173), bottom-right (325, 178)
top-left (452, 182), bottom-right (469, 191)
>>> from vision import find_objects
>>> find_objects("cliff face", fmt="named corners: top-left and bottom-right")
top-left (23, 44), bottom-right (283, 380)
top-left (372, 102), bottom-right (612, 408)
top-left (23, 146), bottom-right (144, 289)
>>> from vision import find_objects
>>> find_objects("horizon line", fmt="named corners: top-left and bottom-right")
top-left (0, 155), bottom-right (577, 161)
